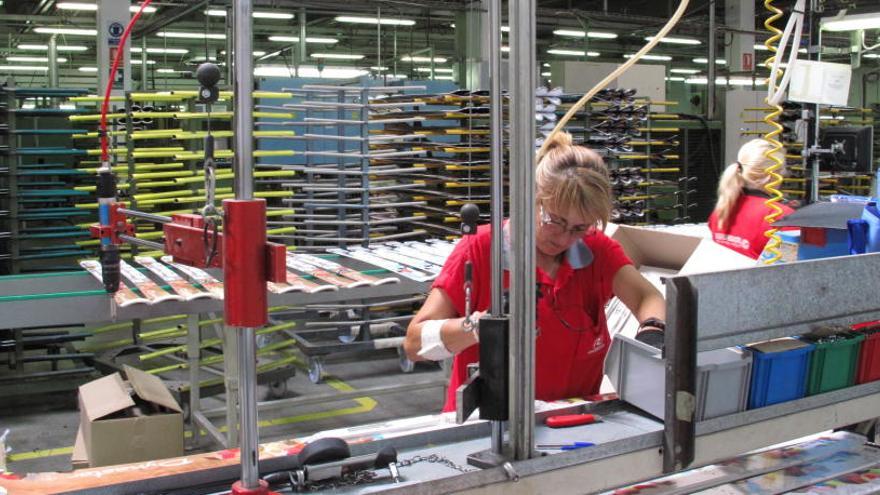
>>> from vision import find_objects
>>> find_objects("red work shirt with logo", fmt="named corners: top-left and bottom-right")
top-left (708, 190), bottom-right (795, 259)
top-left (433, 223), bottom-right (633, 412)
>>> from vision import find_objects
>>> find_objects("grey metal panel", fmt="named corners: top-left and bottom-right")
top-left (677, 253), bottom-right (880, 351)
top-left (0, 273), bottom-right (93, 296)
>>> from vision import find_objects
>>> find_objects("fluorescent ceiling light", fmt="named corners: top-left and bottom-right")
top-left (56, 2), bottom-right (156, 13)
top-left (132, 47), bottom-right (189, 54)
top-left (864, 53), bottom-right (880, 59)
top-left (156, 68), bottom-right (189, 73)
top-left (501, 46), bottom-right (510, 52)
top-left (821, 11), bottom-right (880, 32)
top-left (253, 12), bottom-right (293, 19)
top-left (670, 68), bottom-right (700, 74)
top-left (255, 65), bottom-right (368, 79)
top-left (434, 75), bottom-right (454, 80)
top-left (552, 29), bottom-right (618, 39)
top-left (370, 66), bottom-right (389, 71)
top-left (754, 43), bottom-right (808, 54)
top-left (310, 53), bottom-right (365, 60)
top-left (34, 27), bottom-right (97, 36)
top-left (221, 50), bottom-right (267, 56)
top-left (501, 26), bottom-right (510, 32)
top-left (157, 31), bottom-right (226, 40)
top-left (401, 56), bottom-right (447, 63)
top-left (78, 66), bottom-right (97, 72)
top-left (543, 62), bottom-right (550, 67)
top-left (541, 71), bottom-right (551, 76)
top-left (334, 15), bottom-right (415, 26)
top-left (206, 9), bottom-right (293, 19)
top-left (624, 53), bottom-right (672, 61)
top-left (18, 44), bottom-right (88, 52)
top-left (415, 67), bottom-right (453, 73)
top-left (131, 59), bottom-right (157, 65)
top-left (645, 35), bottom-right (701, 45)
top-left (686, 76), bottom-right (766, 86)
top-left (7, 56), bottom-right (68, 63)
top-left (0, 65), bottom-right (49, 72)
top-left (693, 57), bottom-right (727, 65)
top-left (666, 76), bottom-right (686, 82)
top-left (548, 49), bottom-right (600, 57)
top-left (59, 103), bottom-right (77, 110)
top-left (267, 36), bottom-right (338, 44)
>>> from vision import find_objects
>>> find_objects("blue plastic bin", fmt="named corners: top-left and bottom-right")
top-left (747, 338), bottom-right (814, 409)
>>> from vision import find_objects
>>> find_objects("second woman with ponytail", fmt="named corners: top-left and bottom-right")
top-left (404, 132), bottom-right (666, 411)
top-left (709, 139), bottom-right (795, 259)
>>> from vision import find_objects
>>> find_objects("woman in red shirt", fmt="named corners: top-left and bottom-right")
top-left (403, 132), bottom-right (666, 412)
top-left (708, 139), bottom-right (795, 259)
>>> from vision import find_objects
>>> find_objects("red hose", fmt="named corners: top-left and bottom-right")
top-left (99, 0), bottom-right (153, 163)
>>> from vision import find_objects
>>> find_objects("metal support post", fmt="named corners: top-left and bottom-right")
top-left (186, 314), bottom-right (201, 448)
top-left (141, 37), bottom-right (148, 90)
top-left (237, 328), bottom-right (259, 488)
top-left (231, 0), bottom-right (263, 491)
top-left (663, 277), bottom-right (697, 472)
top-left (48, 35), bottom-right (59, 88)
top-left (223, 326), bottom-right (240, 448)
top-left (508, 0), bottom-right (537, 461)
top-left (488, 0), bottom-right (505, 457)
top-left (707, 0), bottom-right (717, 120)
top-left (298, 8), bottom-right (307, 78)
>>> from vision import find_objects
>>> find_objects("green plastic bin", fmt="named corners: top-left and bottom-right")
top-left (802, 331), bottom-right (865, 396)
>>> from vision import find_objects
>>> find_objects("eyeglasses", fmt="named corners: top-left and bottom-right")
top-left (539, 204), bottom-right (597, 238)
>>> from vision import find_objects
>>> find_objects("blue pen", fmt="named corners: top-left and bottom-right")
top-left (537, 442), bottom-right (595, 451)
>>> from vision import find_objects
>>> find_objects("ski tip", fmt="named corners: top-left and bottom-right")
top-left (345, 280), bottom-right (373, 289)
top-left (116, 297), bottom-right (150, 308)
top-left (147, 295), bottom-right (186, 305)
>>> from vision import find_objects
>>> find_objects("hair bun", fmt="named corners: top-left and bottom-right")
top-left (543, 131), bottom-right (573, 151)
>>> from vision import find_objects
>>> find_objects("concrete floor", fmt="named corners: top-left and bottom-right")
top-left (1, 349), bottom-right (446, 474)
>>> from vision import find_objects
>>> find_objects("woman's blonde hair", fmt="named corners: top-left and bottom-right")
top-left (536, 132), bottom-right (612, 229)
top-left (713, 138), bottom-right (786, 230)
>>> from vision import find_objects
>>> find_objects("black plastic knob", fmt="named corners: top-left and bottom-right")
top-left (196, 63), bottom-right (221, 88)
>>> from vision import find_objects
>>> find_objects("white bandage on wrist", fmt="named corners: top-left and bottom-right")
top-left (417, 319), bottom-right (453, 361)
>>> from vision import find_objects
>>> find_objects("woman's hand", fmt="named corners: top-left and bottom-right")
top-left (404, 289), bottom-right (484, 362)
top-left (612, 264), bottom-right (666, 333)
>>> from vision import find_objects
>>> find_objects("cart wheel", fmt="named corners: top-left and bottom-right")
top-left (268, 380), bottom-right (288, 399)
top-left (398, 347), bottom-right (415, 373)
top-left (308, 357), bottom-right (324, 384)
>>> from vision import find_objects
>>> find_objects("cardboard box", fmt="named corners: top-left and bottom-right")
top-left (78, 365), bottom-right (183, 467)
top-left (606, 223), bottom-right (755, 276)
top-left (604, 224), bottom-right (755, 339)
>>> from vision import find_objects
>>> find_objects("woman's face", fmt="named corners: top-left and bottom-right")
top-left (535, 203), bottom-right (595, 257)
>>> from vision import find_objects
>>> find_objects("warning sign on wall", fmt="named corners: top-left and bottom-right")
top-left (743, 52), bottom-right (754, 72)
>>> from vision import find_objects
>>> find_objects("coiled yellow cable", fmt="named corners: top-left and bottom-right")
top-left (761, 0), bottom-right (786, 265)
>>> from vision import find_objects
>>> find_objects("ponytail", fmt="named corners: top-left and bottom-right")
top-left (714, 162), bottom-right (745, 230)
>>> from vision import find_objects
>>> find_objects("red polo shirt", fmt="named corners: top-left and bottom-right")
top-left (708, 190), bottom-right (795, 259)
top-left (433, 223), bottom-right (633, 412)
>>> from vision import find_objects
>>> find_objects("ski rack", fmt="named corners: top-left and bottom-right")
top-left (257, 84), bottom-right (431, 250)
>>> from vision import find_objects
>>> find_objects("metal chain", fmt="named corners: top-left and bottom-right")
top-left (397, 453), bottom-right (477, 474)
top-left (303, 470), bottom-right (379, 491)
top-left (297, 453), bottom-right (476, 491)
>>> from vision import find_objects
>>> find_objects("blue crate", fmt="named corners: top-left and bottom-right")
top-left (747, 339), bottom-right (815, 409)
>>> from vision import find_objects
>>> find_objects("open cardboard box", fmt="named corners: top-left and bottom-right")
top-left (603, 223), bottom-right (755, 339)
top-left (77, 364), bottom-right (183, 468)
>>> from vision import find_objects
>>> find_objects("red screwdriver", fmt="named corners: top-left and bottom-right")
top-left (545, 413), bottom-right (602, 428)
